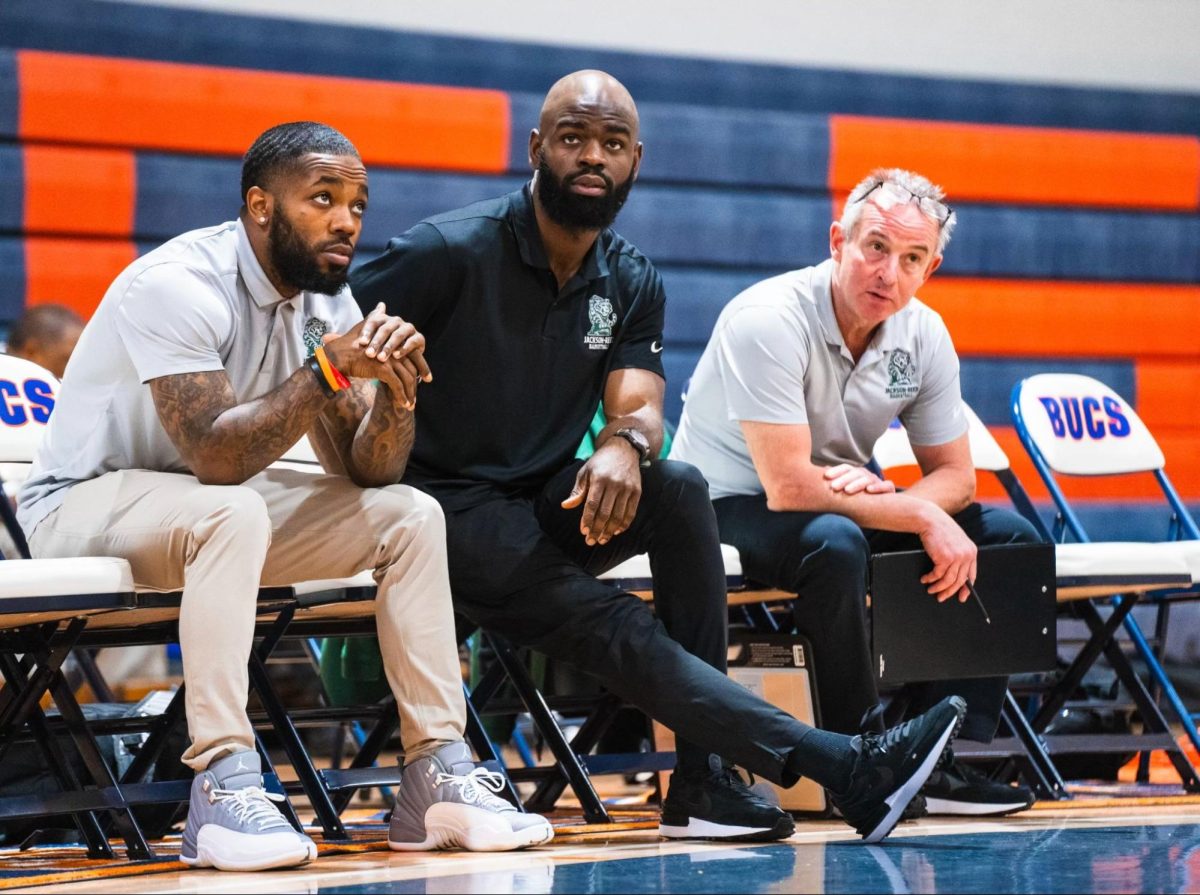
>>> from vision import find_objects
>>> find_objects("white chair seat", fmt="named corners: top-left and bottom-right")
top-left (0, 556), bottom-right (134, 600)
top-left (291, 570), bottom-right (377, 597)
top-left (600, 544), bottom-right (743, 590)
top-left (1055, 541), bottom-right (1198, 598)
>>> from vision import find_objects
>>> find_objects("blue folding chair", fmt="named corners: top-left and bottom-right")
top-left (1011, 374), bottom-right (1200, 781)
top-left (873, 400), bottom-right (1199, 794)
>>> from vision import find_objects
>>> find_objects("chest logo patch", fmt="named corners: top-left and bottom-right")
top-left (885, 348), bottom-right (920, 399)
top-left (303, 317), bottom-right (330, 357)
top-left (585, 295), bottom-right (617, 350)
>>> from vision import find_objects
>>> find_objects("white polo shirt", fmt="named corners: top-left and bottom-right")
top-left (17, 220), bottom-right (363, 535)
top-left (670, 259), bottom-right (966, 500)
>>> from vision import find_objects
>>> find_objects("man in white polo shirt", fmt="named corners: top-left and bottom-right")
top-left (17, 122), bottom-right (551, 871)
top-left (672, 167), bottom-right (1040, 817)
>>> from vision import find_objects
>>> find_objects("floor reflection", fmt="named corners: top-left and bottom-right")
top-left (310, 823), bottom-right (1200, 894)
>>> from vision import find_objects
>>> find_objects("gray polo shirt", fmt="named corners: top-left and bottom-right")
top-left (669, 258), bottom-right (966, 500)
top-left (17, 220), bottom-right (363, 535)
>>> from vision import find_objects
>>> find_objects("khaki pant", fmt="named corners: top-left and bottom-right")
top-left (30, 467), bottom-right (466, 771)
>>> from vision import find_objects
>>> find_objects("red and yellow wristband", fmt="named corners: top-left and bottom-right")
top-left (310, 345), bottom-right (351, 395)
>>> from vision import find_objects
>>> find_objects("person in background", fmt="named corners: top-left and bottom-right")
top-left (6, 304), bottom-right (84, 379)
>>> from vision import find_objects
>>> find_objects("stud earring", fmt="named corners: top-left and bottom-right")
top-left (259, 217), bottom-right (267, 224)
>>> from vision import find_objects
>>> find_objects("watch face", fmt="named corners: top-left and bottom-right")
top-left (618, 428), bottom-right (650, 460)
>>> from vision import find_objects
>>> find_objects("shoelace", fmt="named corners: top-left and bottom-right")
top-left (861, 713), bottom-right (923, 759)
top-left (434, 767), bottom-right (514, 812)
top-left (208, 786), bottom-right (293, 832)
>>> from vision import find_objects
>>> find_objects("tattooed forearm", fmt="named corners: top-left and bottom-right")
top-left (149, 367), bottom-right (329, 485)
top-left (316, 380), bottom-right (414, 486)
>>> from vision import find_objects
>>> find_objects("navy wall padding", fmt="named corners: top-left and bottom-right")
top-left (0, 51), bottom-right (17, 140)
top-left (943, 205), bottom-right (1200, 282)
top-left (135, 154), bottom-right (522, 251)
top-left (0, 239), bottom-right (26, 323)
top-left (960, 358), bottom-right (1135, 426)
top-left (1013, 501), bottom-right (1200, 543)
top-left (0, 145), bottom-right (24, 234)
top-left (5, 0), bottom-right (1199, 135)
top-left (510, 92), bottom-right (833, 192)
top-left (134, 153), bottom-right (1200, 283)
top-left (617, 188), bottom-right (832, 270)
top-left (660, 267), bottom-right (772, 345)
top-left (661, 345), bottom-right (704, 427)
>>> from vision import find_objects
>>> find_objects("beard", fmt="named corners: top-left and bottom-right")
top-left (535, 155), bottom-right (634, 233)
top-left (267, 211), bottom-right (352, 296)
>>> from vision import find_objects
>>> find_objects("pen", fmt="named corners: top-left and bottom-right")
top-left (966, 579), bottom-right (991, 625)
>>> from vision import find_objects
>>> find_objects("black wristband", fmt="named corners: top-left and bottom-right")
top-left (307, 355), bottom-right (337, 398)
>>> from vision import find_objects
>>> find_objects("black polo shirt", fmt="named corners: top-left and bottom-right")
top-left (350, 185), bottom-right (666, 510)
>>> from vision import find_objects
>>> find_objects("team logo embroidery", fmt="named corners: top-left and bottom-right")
top-left (585, 295), bottom-right (617, 350)
top-left (885, 348), bottom-right (920, 398)
top-left (303, 317), bottom-right (330, 357)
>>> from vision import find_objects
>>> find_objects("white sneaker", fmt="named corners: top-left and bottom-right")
top-left (180, 751), bottom-right (317, 871)
top-left (389, 742), bottom-right (554, 852)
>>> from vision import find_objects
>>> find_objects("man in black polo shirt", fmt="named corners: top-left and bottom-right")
top-left (351, 70), bottom-right (967, 845)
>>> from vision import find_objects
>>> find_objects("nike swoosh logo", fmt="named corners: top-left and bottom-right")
top-left (650, 341), bottom-right (664, 354)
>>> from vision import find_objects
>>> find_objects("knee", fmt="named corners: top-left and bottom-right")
top-left (377, 485), bottom-right (446, 545)
top-left (799, 515), bottom-right (870, 579)
top-left (182, 485), bottom-right (271, 550)
top-left (975, 507), bottom-right (1043, 546)
top-left (650, 460), bottom-right (713, 513)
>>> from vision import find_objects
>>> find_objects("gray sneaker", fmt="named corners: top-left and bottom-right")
top-left (389, 742), bottom-right (554, 852)
top-left (180, 750), bottom-right (317, 871)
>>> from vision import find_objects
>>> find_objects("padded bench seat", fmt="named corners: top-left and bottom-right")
top-left (1055, 541), bottom-right (1199, 600)
top-left (0, 556), bottom-right (136, 625)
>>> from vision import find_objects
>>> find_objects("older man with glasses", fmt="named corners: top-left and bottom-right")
top-left (671, 167), bottom-right (1041, 818)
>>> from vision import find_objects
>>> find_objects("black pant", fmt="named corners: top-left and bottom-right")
top-left (712, 497), bottom-right (1042, 742)
top-left (435, 460), bottom-right (821, 785)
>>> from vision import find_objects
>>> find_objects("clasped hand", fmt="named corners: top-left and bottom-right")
top-left (322, 303), bottom-right (431, 409)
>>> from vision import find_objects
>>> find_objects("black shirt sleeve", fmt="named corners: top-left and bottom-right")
top-left (349, 222), bottom-right (454, 330)
top-left (610, 262), bottom-right (666, 380)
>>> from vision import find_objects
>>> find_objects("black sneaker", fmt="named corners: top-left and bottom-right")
top-left (660, 766), bottom-right (795, 842)
top-left (922, 754), bottom-right (1035, 816)
top-left (829, 695), bottom-right (966, 844)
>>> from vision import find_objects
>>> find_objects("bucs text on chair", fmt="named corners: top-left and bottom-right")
top-left (0, 355), bottom-right (150, 858)
top-left (1011, 373), bottom-right (1200, 787)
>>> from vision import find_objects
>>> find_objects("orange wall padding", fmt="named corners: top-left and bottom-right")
top-left (918, 279), bottom-right (1200, 358)
top-left (22, 145), bottom-right (135, 237)
top-left (24, 238), bottom-right (137, 319)
top-left (16, 50), bottom-right (510, 174)
top-left (989, 427), bottom-right (1200, 500)
top-left (829, 115), bottom-right (1200, 211)
top-left (1136, 361), bottom-right (1200, 434)
top-left (888, 427), bottom-right (1200, 500)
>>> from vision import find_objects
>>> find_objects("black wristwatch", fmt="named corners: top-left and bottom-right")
top-left (613, 427), bottom-right (652, 466)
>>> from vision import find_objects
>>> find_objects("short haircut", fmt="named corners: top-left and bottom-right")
top-left (840, 167), bottom-right (957, 253)
top-left (239, 121), bottom-right (360, 207)
top-left (7, 304), bottom-right (84, 351)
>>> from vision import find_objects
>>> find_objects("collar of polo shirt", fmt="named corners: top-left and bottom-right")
top-left (511, 184), bottom-right (610, 283)
top-left (234, 219), bottom-right (301, 309)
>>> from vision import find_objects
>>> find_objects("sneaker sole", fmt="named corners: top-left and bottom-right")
top-left (862, 697), bottom-right (966, 845)
top-left (389, 821), bottom-right (554, 852)
top-left (924, 796), bottom-right (1034, 816)
top-left (180, 837), bottom-right (317, 872)
top-left (659, 815), bottom-right (794, 842)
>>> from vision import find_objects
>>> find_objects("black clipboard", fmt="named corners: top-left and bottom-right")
top-left (870, 542), bottom-right (1056, 686)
